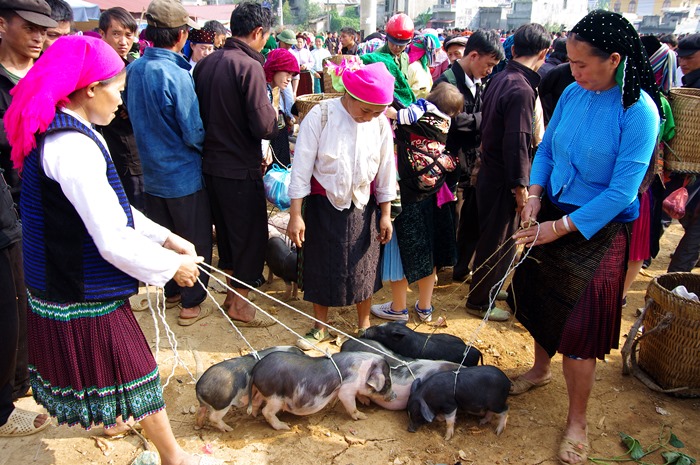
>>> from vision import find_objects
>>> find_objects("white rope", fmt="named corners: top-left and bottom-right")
top-left (452, 221), bottom-right (542, 393)
top-left (196, 263), bottom-right (414, 377)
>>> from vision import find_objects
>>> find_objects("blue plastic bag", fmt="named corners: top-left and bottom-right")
top-left (263, 164), bottom-right (292, 210)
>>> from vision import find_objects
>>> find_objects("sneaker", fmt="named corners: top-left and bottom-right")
top-left (295, 328), bottom-right (329, 351)
top-left (414, 301), bottom-right (433, 322)
top-left (370, 301), bottom-right (409, 321)
top-left (465, 303), bottom-right (511, 322)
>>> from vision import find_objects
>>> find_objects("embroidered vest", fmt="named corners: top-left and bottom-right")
top-left (21, 112), bottom-right (138, 302)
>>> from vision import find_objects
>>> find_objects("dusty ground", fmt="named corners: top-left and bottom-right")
top-left (1, 224), bottom-right (699, 465)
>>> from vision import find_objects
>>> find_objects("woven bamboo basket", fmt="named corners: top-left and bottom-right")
top-left (665, 88), bottom-right (700, 174)
top-left (637, 273), bottom-right (700, 396)
top-left (322, 54), bottom-right (361, 93)
top-left (295, 93), bottom-right (343, 123)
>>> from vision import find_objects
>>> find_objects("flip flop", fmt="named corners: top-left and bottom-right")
top-left (0, 408), bottom-right (51, 437)
top-left (231, 313), bottom-right (276, 328)
top-left (166, 295), bottom-right (182, 309)
top-left (558, 435), bottom-right (589, 464)
top-left (129, 297), bottom-right (150, 312)
top-left (178, 305), bottom-right (213, 326)
top-left (509, 376), bottom-right (551, 395)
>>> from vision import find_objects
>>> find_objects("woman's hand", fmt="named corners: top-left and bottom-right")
top-left (164, 234), bottom-right (196, 256)
top-left (288, 213), bottom-right (306, 248)
top-left (521, 197), bottom-right (541, 226)
top-left (384, 107), bottom-right (398, 120)
top-left (378, 214), bottom-right (393, 244)
top-left (173, 254), bottom-right (204, 287)
top-left (513, 220), bottom-right (559, 248)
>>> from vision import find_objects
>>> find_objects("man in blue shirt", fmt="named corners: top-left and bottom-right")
top-left (126, 0), bottom-right (212, 325)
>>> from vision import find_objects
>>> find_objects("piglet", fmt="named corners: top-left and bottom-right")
top-left (361, 321), bottom-right (482, 366)
top-left (247, 351), bottom-right (395, 430)
top-left (265, 236), bottom-right (298, 300)
top-left (406, 365), bottom-right (510, 440)
top-left (341, 338), bottom-right (462, 410)
top-left (195, 346), bottom-right (304, 432)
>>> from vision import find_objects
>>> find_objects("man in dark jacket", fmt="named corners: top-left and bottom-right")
top-left (433, 29), bottom-right (504, 283)
top-left (668, 34), bottom-right (700, 271)
top-left (465, 23), bottom-right (550, 321)
top-left (194, 1), bottom-right (278, 327)
top-left (96, 7), bottom-right (144, 211)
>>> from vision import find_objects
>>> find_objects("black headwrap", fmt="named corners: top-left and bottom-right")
top-left (570, 10), bottom-right (663, 118)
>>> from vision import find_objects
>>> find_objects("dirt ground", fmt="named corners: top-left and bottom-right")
top-left (1, 223), bottom-right (699, 465)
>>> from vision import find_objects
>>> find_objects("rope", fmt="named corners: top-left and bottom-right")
top-left (452, 221), bottom-right (541, 394)
top-left (196, 262), bottom-right (415, 377)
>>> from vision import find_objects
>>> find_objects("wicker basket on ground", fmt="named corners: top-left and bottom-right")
top-left (634, 273), bottom-right (700, 397)
top-left (295, 93), bottom-right (343, 123)
top-left (665, 87), bottom-right (700, 174)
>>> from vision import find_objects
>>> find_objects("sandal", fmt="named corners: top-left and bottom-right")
top-left (231, 313), bottom-right (276, 328)
top-left (509, 376), bottom-right (551, 395)
top-left (178, 305), bottom-right (213, 326)
top-left (0, 408), bottom-right (51, 437)
top-left (129, 297), bottom-right (150, 312)
top-left (558, 435), bottom-right (589, 464)
top-left (166, 295), bottom-right (182, 309)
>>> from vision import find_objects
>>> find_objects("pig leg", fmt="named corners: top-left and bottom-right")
top-left (282, 282), bottom-right (292, 301)
top-left (356, 395), bottom-right (371, 406)
top-left (261, 397), bottom-right (290, 430)
top-left (291, 282), bottom-right (299, 300)
top-left (266, 267), bottom-right (274, 285)
top-left (247, 388), bottom-right (263, 417)
top-left (494, 410), bottom-right (508, 435)
top-left (338, 389), bottom-right (367, 420)
top-left (479, 410), bottom-right (494, 426)
top-left (443, 409), bottom-right (457, 441)
top-left (194, 405), bottom-right (208, 430)
top-left (208, 407), bottom-right (233, 432)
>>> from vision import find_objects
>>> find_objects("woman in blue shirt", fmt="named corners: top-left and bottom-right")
top-left (508, 11), bottom-right (662, 465)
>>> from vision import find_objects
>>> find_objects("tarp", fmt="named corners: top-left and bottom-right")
top-left (66, 0), bottom-right (101, 21)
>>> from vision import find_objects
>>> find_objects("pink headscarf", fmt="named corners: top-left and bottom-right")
top-left (264, 48), bottom-right (300, 83)
top-left (5, 35), bottom-right (125, 171)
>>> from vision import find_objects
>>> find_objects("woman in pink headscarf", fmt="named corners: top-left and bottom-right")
top-left (4, 36), bottom-right (215, 465)
top-left (287, 62), bottom-right (397, 350)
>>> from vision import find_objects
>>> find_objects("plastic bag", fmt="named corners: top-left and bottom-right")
top-left (662, 186), bottom-right (689, 219)
top-left (263, 164), bottom-right (291, 210)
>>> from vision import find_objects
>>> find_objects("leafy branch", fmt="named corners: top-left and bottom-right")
top-left (589, 425), bottom-right (695, 465)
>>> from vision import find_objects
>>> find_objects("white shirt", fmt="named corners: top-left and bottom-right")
top-left (464, 73), bottom-right (481, 98)
top-left (42, 109), bottom-right (181, 286)
top-left (310, 47), bottom-right (331, 73)
top-left (288, 98), bottom-right (396, 211)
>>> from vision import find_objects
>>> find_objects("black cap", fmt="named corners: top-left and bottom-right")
top-left (0, 0), bottom-right (57, 28)
top-left (677, 33), bottom-right (700, 57)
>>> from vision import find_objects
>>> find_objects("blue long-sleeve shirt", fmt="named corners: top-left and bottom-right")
top-left (531, 83), bottom-right (660, 239)
top-left (125, 47), bottom-right (204, 198)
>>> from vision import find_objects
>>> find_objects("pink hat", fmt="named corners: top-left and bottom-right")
top-left (264, 48), bottom-right (300, 83)
top-left (4, 35), bottom-right (124, 171)
top-left (341, 62), bottom-right (395, 106)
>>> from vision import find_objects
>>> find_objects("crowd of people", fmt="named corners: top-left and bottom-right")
top-left (0, 1), bottom-right (698, 465)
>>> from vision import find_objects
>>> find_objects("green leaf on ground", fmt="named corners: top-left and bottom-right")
top-left (669, 433), bottom-right (685, 448)
top-left (620, 432), bottom-right (646, 460)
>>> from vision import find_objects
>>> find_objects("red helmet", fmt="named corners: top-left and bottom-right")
top-left (386, 13), bottom-right (414, 46)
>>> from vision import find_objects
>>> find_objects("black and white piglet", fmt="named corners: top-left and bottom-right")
top-left (361, 321), bottom-right (482, 366)
top-left (247, 351), bottom-right (396, 430)
top-left (406, 365), bottom-right (510, 440)
top-left (194, 346), bottom-right (304, 432)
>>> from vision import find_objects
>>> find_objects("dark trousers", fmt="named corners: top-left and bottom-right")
top-left (454, 185), bottom-right (480, 279)
top-left (120, 173), bottom-right (145, 213)
top-left (467, 177), bottom-right (519, 309)
top-left (144, 189), bottom-right (212, 308)
top-left (205, 175), bottom-right (267, 288)
top-left (1, 242), bottom-right (27, 425)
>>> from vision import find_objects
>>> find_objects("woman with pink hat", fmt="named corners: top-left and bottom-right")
top-left (287, 62), bottom-right (397, 349)
top-left (4, 35), bottom-right (218, 465)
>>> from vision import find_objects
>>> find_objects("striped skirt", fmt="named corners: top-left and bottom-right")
top-left (27, 293), bottom-right (164, 429)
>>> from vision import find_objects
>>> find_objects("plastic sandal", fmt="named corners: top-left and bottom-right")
top-left (0, 408), bottom-right (51, 437)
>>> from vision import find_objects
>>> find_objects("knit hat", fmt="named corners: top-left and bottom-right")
top-left (329, 61), bottom-right (395, 106)
top-left (264, 48), bottom-right (300, 83)
top-left (570, 9), bottom-right (662, 117)
top-left (189, 28), bottom-right (215, 44)
top-left (4, 36), bottom-right (125, 171)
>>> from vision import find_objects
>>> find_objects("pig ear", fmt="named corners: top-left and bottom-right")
top-left (410, 378), bottom-right (421, 394)
top-left (366, 368), bottom-right (386, 392)
top-left (420, 399), bottom-right (435, 423)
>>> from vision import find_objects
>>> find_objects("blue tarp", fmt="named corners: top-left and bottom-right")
top-left (67, 0), bottom-right (102, 22)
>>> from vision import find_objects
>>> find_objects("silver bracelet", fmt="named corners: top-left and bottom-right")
top-left (562, 215), bottom-right (572, 233)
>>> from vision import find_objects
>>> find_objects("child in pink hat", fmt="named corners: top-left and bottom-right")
top-left (287, 62), bottom-right (397, 349)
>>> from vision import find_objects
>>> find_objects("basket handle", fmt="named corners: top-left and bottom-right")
top-left (627, 306), bottom-right (693, 395)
